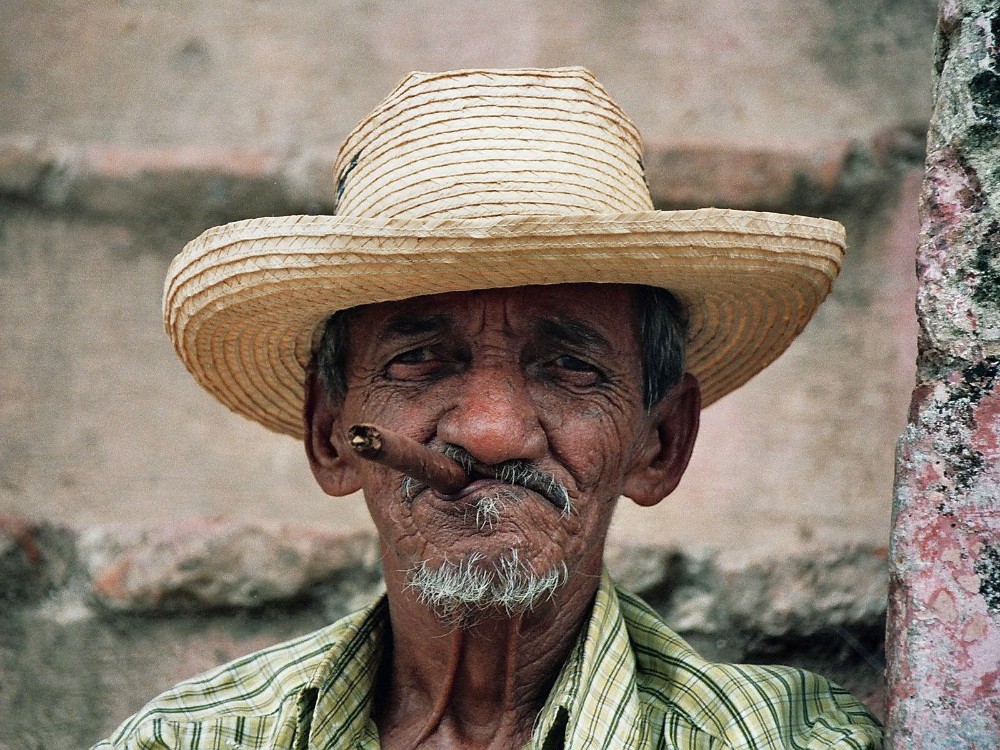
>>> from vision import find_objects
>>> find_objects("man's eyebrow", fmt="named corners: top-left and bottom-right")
top-left (382, 313), bottom-right (453, 339)
top-left (534, 317), bottom-right (613, 354)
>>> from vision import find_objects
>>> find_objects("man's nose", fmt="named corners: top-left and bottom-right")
top-left (437, 366), bottom-right (547, 466)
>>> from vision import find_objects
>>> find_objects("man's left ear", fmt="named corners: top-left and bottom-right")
top-left (622, 373), bottom-right (701, 507)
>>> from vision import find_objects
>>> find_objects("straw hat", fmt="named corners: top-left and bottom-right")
top-left (164, 67), bottom-right (845, 438)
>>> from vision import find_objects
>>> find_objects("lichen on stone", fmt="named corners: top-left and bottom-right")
top-left (973, 542), bottom-right (1000, 613)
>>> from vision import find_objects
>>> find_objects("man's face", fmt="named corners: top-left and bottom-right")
top-left (307, 283), bottom-right (698, 610)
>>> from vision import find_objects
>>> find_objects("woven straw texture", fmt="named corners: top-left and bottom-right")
top-left (164, 68), bottom-right (846, 438)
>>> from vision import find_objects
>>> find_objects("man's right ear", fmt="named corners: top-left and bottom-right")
top-left (303, 369), bottom-right (364, 497)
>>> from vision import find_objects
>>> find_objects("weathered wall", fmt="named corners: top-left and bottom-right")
top-left (886, 0), bottom-right (1000, 745)
top-left (1, 0), bottom-right (934, 550)
top-left (0, 0), bottom-right (940, 746)
top-left (2, 0), bottom-right (935, 150)
top-left (1, 517), bottom-right (889, 744)
top-left (0, 139), bottom-right (923, 551)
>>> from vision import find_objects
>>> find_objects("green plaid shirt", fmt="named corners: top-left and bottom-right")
top-left (94, 569), bottom-right (882, 749)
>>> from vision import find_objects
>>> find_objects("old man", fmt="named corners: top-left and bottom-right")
top-left (96, 68), bottom-right (882, 749)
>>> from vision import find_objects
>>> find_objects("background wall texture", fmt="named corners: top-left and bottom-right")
top-left (0, 0), bottom-right (938, 745)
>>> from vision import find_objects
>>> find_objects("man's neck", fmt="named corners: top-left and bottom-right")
top-left (373, 563), bottom-right (600, 750)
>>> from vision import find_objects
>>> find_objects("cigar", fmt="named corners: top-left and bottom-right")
top-left (347, 424), bottom-right (468, 495)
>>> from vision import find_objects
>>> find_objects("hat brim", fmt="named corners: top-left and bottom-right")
top-left (164, 207), bottom-right (845, 438)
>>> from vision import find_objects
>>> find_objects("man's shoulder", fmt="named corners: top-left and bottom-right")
top-left (93, 603), bottom-right (381, 750)
top-left (613, 585), bottom-right (883, 749)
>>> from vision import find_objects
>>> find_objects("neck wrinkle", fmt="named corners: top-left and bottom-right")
top-left (376, 568), bottom-right (600, 750)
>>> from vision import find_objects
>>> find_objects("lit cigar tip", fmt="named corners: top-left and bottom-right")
top-left (347, 424), bottom-right (383, 455)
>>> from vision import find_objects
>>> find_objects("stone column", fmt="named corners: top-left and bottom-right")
top-left (886, 0), bottom-right (1000, 746)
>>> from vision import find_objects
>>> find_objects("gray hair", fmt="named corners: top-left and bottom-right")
top-left (311, 284), bottom-right (688, 410)
top-left (405, 551), bottom-right (568, 624)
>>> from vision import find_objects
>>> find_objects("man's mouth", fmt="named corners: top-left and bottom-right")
top-left (405, 472), bottom-right (571, 513)
top-left (428, 447), bottom-right (572, 513)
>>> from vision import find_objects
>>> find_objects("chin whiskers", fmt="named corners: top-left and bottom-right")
top-left (473, 491), bottom-right (511, 530)
top-left (405, 553), bottom-right (569, 625)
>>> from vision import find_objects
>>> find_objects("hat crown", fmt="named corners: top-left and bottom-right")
top-left (332, 68), bottom-right (654, 220)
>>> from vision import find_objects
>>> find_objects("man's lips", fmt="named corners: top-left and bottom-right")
top-left (431, 477), bottom-right (542, 506)
top-left (432, 477), bottom-right (497, 502)
top-left (428, 465), bottom-right (572, 513)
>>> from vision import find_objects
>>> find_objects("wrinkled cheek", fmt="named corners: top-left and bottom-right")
top-left (541, 392), bottom-right (637, 489)
top-left (565, 434), bottom-right (627, 497)
top-left (356, 379), bottom-right (453, 430)
top-left (362, 472), bottom-right (423, 559)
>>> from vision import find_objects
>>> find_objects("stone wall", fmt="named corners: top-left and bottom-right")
top-left (2, 0), bottom-right (935, 151)
top-left (0, 131), bottom-right (926, 552)
top-left (0, 1), bottom-right (940, 746)
top-left (887, 0), bottom-right (1000, 744)
top-left (2, 516), bottom-right (888, 744)
top-left (2, 0), bottom-right (935, 548)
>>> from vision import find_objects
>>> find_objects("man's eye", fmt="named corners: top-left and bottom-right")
top-left (553, 355), bottom-right (596, 372)
top-left (394, 347), bottom-right (433, 364)
top-left (546, 355), bottom-right (604, 387)
top-left (386, 347), bottom-right (455, 380)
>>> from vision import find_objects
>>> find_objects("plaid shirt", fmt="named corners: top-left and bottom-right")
top-left (94, 569), bottom-right (882, 749)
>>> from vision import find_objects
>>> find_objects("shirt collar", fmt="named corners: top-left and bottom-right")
top-left (532, 567), bottom-right (648, 750)
top-left (301, 596), bottom-right (388, 749)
